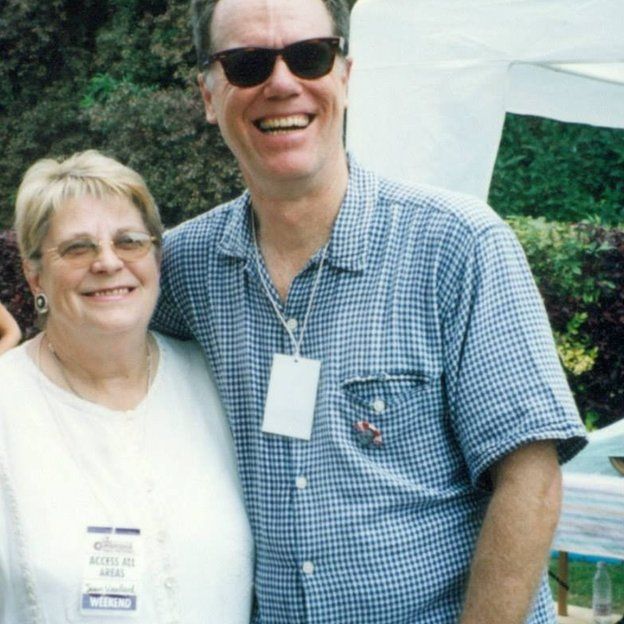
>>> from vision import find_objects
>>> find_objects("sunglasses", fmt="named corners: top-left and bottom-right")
top-left (204, 37), bottom-right (347, 88)
top-left (43, 231), bottom-right (159, 268)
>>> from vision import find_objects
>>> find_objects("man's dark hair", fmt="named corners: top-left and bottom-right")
top-left (191, 0), bottom-right (350, 67)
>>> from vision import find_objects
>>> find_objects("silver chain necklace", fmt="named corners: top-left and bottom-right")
top-left (45, 333), bottom-right (153, 404)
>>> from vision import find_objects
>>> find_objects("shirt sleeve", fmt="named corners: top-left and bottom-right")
top-left (440, 223), bottom-right (587, 489)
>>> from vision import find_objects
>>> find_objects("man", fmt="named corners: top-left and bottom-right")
top-left (152, 0), bottom-right (587, 621)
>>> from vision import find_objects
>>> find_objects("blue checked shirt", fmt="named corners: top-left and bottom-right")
top-left (152, 157), bottom-right (587, 624)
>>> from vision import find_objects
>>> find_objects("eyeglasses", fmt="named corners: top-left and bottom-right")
top-left (43, 231), bottom-right (159, 267)
top-left (204, 37), bottom-right (347, 88)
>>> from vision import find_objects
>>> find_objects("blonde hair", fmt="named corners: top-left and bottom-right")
top-left (14, 150), bottom-right (163, 262)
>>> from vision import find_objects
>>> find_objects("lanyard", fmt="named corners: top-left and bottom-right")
top-left (251, 211), bottom-right (329, 360)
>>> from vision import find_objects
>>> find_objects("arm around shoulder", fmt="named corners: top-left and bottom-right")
top-left (0, 303), bottom-right (21, 355)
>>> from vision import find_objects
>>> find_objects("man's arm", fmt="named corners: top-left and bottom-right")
top-left (460, 440), bottom-right (561, 624)
top-left (0, 303), bottom-right (21, 355)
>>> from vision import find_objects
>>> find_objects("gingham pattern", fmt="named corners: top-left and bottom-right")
top-left (152, 157), bottom-right (587, 624)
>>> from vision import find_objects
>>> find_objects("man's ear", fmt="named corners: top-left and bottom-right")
top-left (341, 56), bottom-right (353, 108)
top-left (198, 73), bottom-right (218, 125)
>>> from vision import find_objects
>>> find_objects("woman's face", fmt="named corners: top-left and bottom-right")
top-left (27, 195), bottom-right (160, 340)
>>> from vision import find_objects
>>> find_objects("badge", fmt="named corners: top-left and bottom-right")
top-left (81, 526), bottom-right (142, 617)
top-left (354, 421), bottom-right (383, 447)
top-left (261, 353), bottom-right (321, 441)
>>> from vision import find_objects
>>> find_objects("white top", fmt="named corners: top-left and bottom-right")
top-left (0, 333), bottom-right (253, 624)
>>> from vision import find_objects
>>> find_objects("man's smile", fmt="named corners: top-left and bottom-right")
top-left (254, 114), bottom-right (314, 134)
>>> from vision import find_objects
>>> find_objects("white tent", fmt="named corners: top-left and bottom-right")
top-left (346, 0), bottom-right (624, 200)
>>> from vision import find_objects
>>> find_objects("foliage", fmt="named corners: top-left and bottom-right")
top-left (84, 83), bottom-right (243, 227)
top-left (0, 231), bottom-right (36, 340)
top-left (0, 0), bottom-right (244, 229)
top-left (554, 314), bottom-right (598, 377)
top-left (491, 115), bottom-right (624, 226)
top-left (509, 217), bottom-right (624, 429)
top-left (507, 216), bottom-right (612, 305)
top-left (0, 82), bottom-right (92, 229)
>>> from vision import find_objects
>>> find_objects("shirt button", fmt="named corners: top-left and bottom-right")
top-left (302, 561), bottom-right (315, 575)
top-left (157, 530), bottom-right (167, 543)
top-left (164, 577), bottom-right (175, 589)
top-left (371, 398), bottom-right (386, 413)
top-left (295, 476), bottom-right (308, 490)
top-left (286, 318), bottom-right (298, 332)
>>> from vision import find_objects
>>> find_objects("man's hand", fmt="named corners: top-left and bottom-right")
top-left (460, 440), bottom-right (562, 624)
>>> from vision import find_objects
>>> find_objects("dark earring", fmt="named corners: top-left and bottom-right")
top-left (35, 292), bottom-right (49, 314)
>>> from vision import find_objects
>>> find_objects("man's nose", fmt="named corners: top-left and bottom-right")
top-left (263, 56), bottom-right (303, 96)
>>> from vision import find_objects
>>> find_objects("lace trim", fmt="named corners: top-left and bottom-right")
top-left (0, 450), bottom-right (44, 623)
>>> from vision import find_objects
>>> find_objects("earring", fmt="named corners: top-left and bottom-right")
top-left (34, 292), bottom-right (49, 314)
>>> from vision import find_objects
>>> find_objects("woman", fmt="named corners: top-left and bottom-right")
top-left (0, 302), bottom-right (21, 355)
top-left (0, 151), bottom-right (253, 623)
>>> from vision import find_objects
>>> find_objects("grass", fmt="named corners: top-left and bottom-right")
top-left (549, 556), bottom-right (624, 613)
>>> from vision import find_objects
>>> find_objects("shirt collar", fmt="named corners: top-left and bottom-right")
top-left (216, 191), bottom-right (254, 261)
top-left (216, 155), bottom-right (378, 272)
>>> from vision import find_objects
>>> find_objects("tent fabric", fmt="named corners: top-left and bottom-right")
top-left (553, 420), bottom-right (624, 558)
top-left (347, 0), bottom-right (624, 199)
top-left (553, 472), bottom-right (624, 559)
top-left (562, 419), bottom-right (624, 478)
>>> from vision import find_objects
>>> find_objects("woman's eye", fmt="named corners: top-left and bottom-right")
top-left (115, 234), bottom-right (148, 250)
top-left (60, 241), bottom-right (96, 257)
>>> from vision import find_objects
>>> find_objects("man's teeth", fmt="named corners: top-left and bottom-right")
top-left (88, 288), bottom-right (131, 296)
top-left (258, 115), bottom-right (310, 133)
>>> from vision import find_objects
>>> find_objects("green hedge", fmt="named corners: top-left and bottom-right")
top-left (491, 114), bottom-right (624, 226)
top-left (508, 217), bottom-right (623, 429)
top-left (0, 0), bottom-right (243, 229)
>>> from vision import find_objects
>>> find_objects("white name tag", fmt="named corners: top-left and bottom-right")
top-left (81, 526), bottom-right (142, 617)
top-left (261, 353), bottom-right (321, 441)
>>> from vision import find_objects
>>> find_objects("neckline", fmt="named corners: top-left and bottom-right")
top-left (24, 331), bottom-right (165, 417)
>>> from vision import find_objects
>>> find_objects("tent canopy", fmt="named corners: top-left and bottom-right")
top-left (347, 0), bottom-right (624, 199)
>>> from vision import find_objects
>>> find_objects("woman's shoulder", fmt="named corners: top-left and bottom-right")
top-left (152, 331), bottom-right (206, 366)
top-left (151, 332), bottom-right (218, 391)
top-left (0, 340), bottom-right (34, 379)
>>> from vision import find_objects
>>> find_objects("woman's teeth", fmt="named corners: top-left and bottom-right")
top-left (88, 288), bottom-right (131, 297)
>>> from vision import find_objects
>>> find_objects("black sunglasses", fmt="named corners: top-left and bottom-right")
top-left (203, 37), bottom-right (347, 88)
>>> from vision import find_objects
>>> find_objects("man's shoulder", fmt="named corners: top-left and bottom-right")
top-left (375, 173), bottom-right (505, 238)
top-left (163, 192), bottom-right (248, 248)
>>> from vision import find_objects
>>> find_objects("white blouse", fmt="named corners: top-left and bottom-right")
top-left (0, 333), bottom-right (253, 624)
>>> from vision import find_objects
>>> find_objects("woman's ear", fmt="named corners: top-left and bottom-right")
top-left (22, 259), bottom-right (42, 295)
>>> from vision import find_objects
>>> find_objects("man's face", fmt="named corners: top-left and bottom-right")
top-left (199, 0), bottom-right (351, 191)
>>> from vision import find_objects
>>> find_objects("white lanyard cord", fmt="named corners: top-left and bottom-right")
top-left (251, 211), bottom-right (329, 360)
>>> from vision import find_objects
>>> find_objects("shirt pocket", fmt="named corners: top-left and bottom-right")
top-left (340, 371), bottom-right (433, 448)
top-left (338, 371), bottom-right (459, 492)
